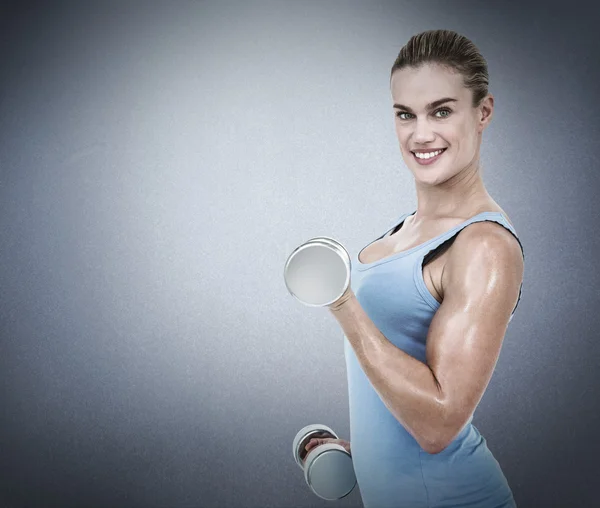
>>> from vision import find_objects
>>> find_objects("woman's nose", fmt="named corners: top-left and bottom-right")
top-left (412, 119), bottom-right (436, 143)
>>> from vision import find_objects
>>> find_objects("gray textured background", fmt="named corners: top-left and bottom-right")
top-left (1, 1), bottom-right (599, 507)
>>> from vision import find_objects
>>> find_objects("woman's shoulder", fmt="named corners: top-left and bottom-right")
top-left (451, 202), bottom-right (522, 260)
top-left (453, 207), bottom-right (523, 269)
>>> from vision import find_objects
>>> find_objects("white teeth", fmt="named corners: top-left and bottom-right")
top-left (414, 149), bottom-right (444, 159)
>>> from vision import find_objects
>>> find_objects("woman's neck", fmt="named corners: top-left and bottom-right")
top-left (411, 171), bottom-right (493, 226)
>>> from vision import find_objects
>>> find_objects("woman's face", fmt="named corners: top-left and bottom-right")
top-left (390, 63), bottom-right (492, 186)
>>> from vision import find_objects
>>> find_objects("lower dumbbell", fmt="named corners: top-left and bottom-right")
top-left (292, 423), bottom-right (356, 500)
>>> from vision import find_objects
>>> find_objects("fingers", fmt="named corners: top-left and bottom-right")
top-left (305, 437), bottom-right (347, 452)
top-left (305, 437), bottom-right (327, 452)
top-left (305, 438), bottom-right (321, 451)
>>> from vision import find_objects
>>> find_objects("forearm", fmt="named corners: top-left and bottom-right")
top-left (330, 293), bottom-right (448, 452)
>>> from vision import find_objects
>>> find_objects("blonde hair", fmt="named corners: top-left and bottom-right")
top-left (391, 29), bottom-right (489, 107)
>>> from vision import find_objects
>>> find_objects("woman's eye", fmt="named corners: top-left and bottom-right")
top-left (395, 111), bottom-right (412, 120)
top-left (395, 109), bottom-right (451, 120)
top-left (435, 108), bottom-right (452, 118)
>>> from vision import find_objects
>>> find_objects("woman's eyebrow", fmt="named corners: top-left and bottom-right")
top-left (393, 97), bottom-right (458, 112)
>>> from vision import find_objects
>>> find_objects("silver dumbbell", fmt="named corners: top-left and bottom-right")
top-left (292, 424), bottom-right (356, 501)
top-left (284, 237), bottom-right (351, 307)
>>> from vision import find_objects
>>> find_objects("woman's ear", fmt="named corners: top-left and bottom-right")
top-left (478, 94), bottom-right (494, 132)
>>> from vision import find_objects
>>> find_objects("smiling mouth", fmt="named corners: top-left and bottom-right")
top-left (411, 148), bottom-right (447, 165)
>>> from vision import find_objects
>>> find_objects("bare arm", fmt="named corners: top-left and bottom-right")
top-left (329, 222), bottom-right (523, 453)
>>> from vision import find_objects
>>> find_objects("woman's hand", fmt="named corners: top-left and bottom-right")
top-left (304, 437), bottom-right (351, 460)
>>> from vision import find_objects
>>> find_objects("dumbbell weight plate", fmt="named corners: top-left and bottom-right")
top-left (284, 237), bottom-right (351, 307)
top-left (293, 424), bottom-right (356, 501)
top-left (304, 442), bottom-right (356, 500)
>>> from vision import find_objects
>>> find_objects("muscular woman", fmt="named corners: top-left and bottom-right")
top-left (306, 29), bottom-right (524, 508)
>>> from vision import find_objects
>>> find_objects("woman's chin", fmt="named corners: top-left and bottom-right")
top-left (410, 166), bottom-right (449, 185)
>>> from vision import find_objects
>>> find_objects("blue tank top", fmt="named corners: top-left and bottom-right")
top-left (344, 211), bottom-right (523, 508)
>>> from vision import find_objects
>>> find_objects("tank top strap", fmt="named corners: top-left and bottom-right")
top-left (421, 211), bottom-right (524, 259)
